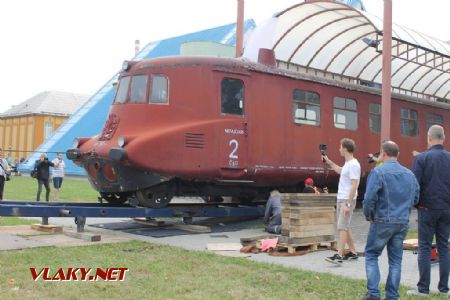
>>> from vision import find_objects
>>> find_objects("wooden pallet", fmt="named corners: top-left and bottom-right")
top-left (30, 224), bottom-right (63, 233)
top-left (276, 240), bottom-right (337, 254)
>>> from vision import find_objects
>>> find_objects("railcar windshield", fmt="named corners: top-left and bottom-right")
top-left (114, 77), bottom-right (130, 104)
top-left (150, 75), bottom-right (168, 104)
top-left (130, 75), bottom-right (148, 103)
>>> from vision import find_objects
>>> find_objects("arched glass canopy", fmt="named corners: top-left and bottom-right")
top-left (244, 1), bottom-right (450, 101)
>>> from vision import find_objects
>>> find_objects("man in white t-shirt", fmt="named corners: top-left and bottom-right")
top-left (52, 152), bottom-right (65, 201)
top-left (322, 138), bottom-right (361, 264)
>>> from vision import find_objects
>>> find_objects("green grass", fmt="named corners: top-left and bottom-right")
top-left (0, 240), bottom-right (443, 300)
top-left (3, 176), bottom-right (99, 202)
top-left (0, 217), bottom-right (35, 226)
top-left (406, 230), bottom-right (418, 239)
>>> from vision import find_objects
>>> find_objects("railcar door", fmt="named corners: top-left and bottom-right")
top-left (218, 77), bottom-right (249, 179)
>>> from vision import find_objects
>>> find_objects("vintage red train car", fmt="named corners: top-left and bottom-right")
top-left (67, 54), bottom-right (450, 207)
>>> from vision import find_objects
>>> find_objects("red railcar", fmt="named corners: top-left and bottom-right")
top-left (67, 55), bottom-right (450, 207)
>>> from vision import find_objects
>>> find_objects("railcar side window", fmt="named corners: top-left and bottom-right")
top-left (114, 77), bottom-right (130, 104)
top-left (426, 113), bottom-right (443, 130)
top-left (150, 75), bottom-right (168, 103)
top-left (130, 75), bottom-right (148, 103)
top-left (400, 108), bottom-right (418, 136)
top-left (333, 97), bottom-right (357, 130)
top-left (292, 89), bottom-right (320, 126)
top-left (369, 103), bottom-right (381, 133)
top-left (221, 78), bottom-right (244, 115)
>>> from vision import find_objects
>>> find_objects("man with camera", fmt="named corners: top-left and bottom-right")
top-left (322, 138), bottom-right (361, 264)
top-left (34, 153), bottom-right (55, 202)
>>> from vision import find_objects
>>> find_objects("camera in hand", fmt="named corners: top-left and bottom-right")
top-left (368, 152), bottom-right (380, 164)
top-left (319, 144), bottom-right (327, 162)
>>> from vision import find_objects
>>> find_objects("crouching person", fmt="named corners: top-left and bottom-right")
top-left (264, 190), bottom-right (282, 234)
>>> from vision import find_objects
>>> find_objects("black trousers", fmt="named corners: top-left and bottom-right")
top-left (0, 175), bottom-right (5, 200)
top-left (37, 179), bottom-right (50, 202)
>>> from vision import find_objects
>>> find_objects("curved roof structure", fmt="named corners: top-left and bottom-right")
top-left (0, 91), bottom-right (89, 118)
top-left (244, 1), bottom-right (450, 101)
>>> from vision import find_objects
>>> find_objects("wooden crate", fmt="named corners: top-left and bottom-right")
top-left (281, 194), bottom-right (336, 242)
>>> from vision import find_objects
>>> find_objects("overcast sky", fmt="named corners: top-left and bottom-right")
top-left (0, 0), bottom-right (448, 113)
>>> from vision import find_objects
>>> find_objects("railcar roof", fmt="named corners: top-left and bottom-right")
top-left (135, 55), bottom-right (450, 110)
top-left (243, 1), bottom-right (450, 102)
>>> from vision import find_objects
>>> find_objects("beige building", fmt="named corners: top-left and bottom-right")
top-left (0, 91), bottom-right (89, 161)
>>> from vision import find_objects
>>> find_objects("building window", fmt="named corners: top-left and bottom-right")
top-left (292, 89), bottom-right (320, 126)
top-left (130, 75), bottom-right (148, 103)
top-left (369, 103), bottom-right (381, 133)
top-left (221, 78), bottom-right (244, 115)
top-left (150, 75), bottom-right (168, 104)
top-left (44, 122), bottom-right (53, 140)
top-left (333, 97), bottom-right (357, 130)
top-left (426, 113), bottom-right (443, 130)
top-left (400, 108), bottom-right (418, 136)
top-left (114, 76), bottom-right (130, 104)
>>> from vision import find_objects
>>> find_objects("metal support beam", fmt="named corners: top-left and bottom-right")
top-left (381, 0), bottom-right (392, 142)
top-left (235, 0), bottom-right (244, 58)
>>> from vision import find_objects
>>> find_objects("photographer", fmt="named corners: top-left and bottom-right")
top-left (321, 138), bottom-right (361, 264)
top-left (35, 153), bottom-right (55, 202)
top-left (0, 148), bottom-right (11, 200)
top-left (368, 152), bottom-right (383, 167)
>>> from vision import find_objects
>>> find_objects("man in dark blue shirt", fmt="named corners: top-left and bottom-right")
top-left (264, 190), bottom-right (282, 234)
top-left (408, 125), bottom-right (450, 297)
top-left (362, 141), bottom-right (419, 300)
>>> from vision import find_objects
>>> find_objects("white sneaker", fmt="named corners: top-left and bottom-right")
top-left (438, 291), bottom-right (449, 298)
top-left (406, 289), bottom-right (429, 297)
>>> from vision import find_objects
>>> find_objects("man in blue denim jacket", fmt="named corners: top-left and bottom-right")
top-left (362, 141), bottom-right (419, 300)
top-left (408, 125), bottom-right (450, 298)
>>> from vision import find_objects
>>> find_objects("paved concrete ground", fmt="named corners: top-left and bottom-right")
top-left (1, 208), bottom-right (445, 294)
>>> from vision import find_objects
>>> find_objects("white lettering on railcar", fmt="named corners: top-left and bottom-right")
top-left (224, 128), bottom-right (244, 135)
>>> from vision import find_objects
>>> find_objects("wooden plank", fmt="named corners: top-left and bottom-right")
top-left (288, 224), bottom-right (334, 233)
top-left (289, 228), bottom-right (335, 238)
top-left (64, 231), bottom-right (101, 242)
top-left (289, 212), bottom-right (334, 220)
top-left (207, 243), bottom-right (242, 251)
top-left (403, 239), bottom-right (419, 250)
top-left (173, 224), bottom-right (211, 233)
top-left (132, 218), bottom-right (166, 227)
top-left (289, 211), bottom-right (335, 219)
top-left (279, 235), bottom-right (336, 245)
top-left (30, 224), bottom-right (63, 233)
top-left (285, 202), bottom-right (335, 208)
top-left (286, 206), bottom-right (335, 216)
top-left (289, 217), bottom-right (335, 226)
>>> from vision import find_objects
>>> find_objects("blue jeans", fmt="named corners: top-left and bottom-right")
top-left (417, 208), bottom-right (450, 294)
top-left (365, 222), bottom-right (409, 300)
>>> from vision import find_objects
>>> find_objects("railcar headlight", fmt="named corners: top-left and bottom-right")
top-left (118, 136), bottom-right (126, 148)
top-left (122, 60), bottom-right (130, 72)
top-left (72, 138), bottom-right (80, 148)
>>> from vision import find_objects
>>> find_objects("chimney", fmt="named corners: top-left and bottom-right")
top-left (135, 40), bottom-right (140, 56)
top-left (258, 48), bottom-right (276, 67)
